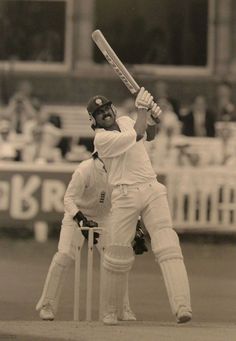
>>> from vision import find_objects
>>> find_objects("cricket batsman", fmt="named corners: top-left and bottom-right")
top-left (36, 152), bottom-right (147, 321)
top-left (87, 89), bottom-right (192, 325)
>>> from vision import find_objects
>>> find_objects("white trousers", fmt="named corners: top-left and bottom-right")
top-left (107, 180), bottom-right (191, 316)
top-left (109, 180), bottom-right (172, 249)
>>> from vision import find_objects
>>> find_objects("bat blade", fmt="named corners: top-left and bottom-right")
top-left (92, 29), bottom-right (140, 94)
top-left (92, 29), bottom-right (160, 121)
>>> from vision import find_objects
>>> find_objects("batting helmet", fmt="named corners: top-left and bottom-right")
top-left (87, 95), bottom-right (112, 117)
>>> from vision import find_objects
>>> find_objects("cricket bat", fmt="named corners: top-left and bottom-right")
top-left (92, 30), bottom-right (140, 95)
top-left (91, 29), bottom-right (160, 119)
top-left (92, 29), bottom-right (140, 95)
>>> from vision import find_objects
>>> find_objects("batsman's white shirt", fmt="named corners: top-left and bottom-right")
top-left (94, 116), bottom-right (157, 186)
top-left (94, 115), bottom-right (172, 248)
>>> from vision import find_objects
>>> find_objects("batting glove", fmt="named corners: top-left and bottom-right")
top-left (147, 103), bottom-right (162, 125)
top-left (135, 87), bottom-right (153, 111)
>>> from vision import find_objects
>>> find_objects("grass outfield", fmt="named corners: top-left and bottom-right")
top-left (0, 321), bottom-right (236, 341)
top-left (0, 237), bottom-right (236, 340)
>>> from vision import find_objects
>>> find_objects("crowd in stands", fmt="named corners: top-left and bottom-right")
top-left (0, 80), bottom-right (91, 163)
top-left (120, 80), bottom-right (236, 169)
top-left (0, 79), bottom-right (236, 167)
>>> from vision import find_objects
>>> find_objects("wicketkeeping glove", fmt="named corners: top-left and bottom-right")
top-left (73, 211), bottom-right (99, 245)
top-left (135, 87), bottom-right (153, 110)
top-left (133, 220), bottom-right (148, 255)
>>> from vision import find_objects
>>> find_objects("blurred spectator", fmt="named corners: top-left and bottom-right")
top-left (19, 102), bottom-right (62, 163)
top-left (47, 112), bottom-right (71, 158)
top-left (0, 119), bottom-right (17, 161)
top-left (215, 123), bottom-right (235, 165)
top-left (159, 99), bottom-right (182, 135)
top-left (6, 95), bottom-right (35, 134)
top-left (4, 82), bottom-right (37, 137)
top-left (154, 80), bottom-right (180, 119)
top-left (15, 80), bottom-right (34, 100)
top-left (48, 113), bottom-right (62, 129)
top-left (181, 95), bottom-right (216, 137)
top-left (9, 79), bottom-right (38, 110)
top-left (21, 98), bottom-right (46, 141)
top-left (21, 122), bottom-right (62, 163)
top-left (179, 100), bottom-right (191, 119)
top-left (145, 101), bottom-right (183, 168)
top-left (21, 125), bottom-right (42, 162)
top-left (215, 81), bottom-right (236, 122)
top-left (145, 101), bottom-right (208, 168)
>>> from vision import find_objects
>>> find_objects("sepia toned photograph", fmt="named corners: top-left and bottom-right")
top-left (0, 0), bottom-right (236, 340)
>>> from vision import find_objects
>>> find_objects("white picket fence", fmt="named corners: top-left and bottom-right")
top-left (164, 168), bottom-right (236, 233)
top-left (34, 167), bottom-right (236, 241)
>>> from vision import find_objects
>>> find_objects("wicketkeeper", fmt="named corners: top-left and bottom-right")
top-left (36, 152), bottom-right (147, 321)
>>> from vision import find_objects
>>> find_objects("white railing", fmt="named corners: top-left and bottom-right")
top-left (163, 168), bottom-right (236, 233)
top-left (1, 162), bottom-right (236, 239)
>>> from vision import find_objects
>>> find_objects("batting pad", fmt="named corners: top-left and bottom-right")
top-left (102, 245), bottom-right (134, 315)
top-left (123, 272), bottom-right (131, 310)
top-left (153, 228), bottom-right (191, 315)
top-left (36, 252), bottom-right (73, 313)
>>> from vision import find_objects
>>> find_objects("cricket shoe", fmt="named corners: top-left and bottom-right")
top-left (119, 307), bottom-right (136, 321)
top-left (39, 304), bottom-right (55, 321)
top-left (176, 306), bottom-right (192, 324)
top-left (103, 312), bottom-right (118, 325)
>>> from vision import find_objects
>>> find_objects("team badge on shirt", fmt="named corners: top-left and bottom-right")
top-left (95, 98), bottom-right (103, 105)
top-left (99, 191), bottom-right (106, 203)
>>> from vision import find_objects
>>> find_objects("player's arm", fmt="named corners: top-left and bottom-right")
top-left (64, 166), bottom-right (98, 226)
top-left (146, 125), bottom-right (157, 141)
top-left (134, 87), bottom-right (154, 141)
top-left (65, 166), bottom-right (99, 244)
top-left (146, 103), bottom-right (162, 141)
top-left (134, 109), bottom-right (148, 141)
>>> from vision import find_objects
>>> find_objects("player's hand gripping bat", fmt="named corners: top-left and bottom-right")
top-left (92, 29), bottom-right (161, 122)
